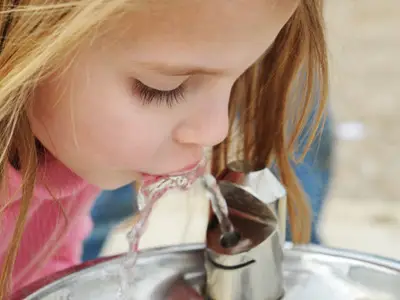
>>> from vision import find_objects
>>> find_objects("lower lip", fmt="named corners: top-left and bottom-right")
top-left (168, 161), bottom-right (202, 176)
top-left (140, 160), bottom-right (203, 181)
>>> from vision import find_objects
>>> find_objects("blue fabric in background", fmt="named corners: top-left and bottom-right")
top-left (285, 111), bottom-right (334, 244)
top-left (82, 185), bottom-right (136, 262)
top-left (82, 112), bottom-right (334, 260)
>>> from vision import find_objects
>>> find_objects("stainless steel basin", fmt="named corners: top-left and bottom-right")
top-left (12, 244), bottom-right (400, 300)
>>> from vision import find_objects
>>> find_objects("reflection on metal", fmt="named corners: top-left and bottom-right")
top-left (206, 181), bottom-right (284, 300)
top-left (12, 244), bottom-right (206, 300)
top-left (283, 244), bottom-right (400, 300)
top-left (225, 161), bottom-right (287, 244)
top-left (12, 244), bottom-right (400, 299)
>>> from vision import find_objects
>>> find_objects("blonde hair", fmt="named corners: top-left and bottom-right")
top-left (0, 0), bottom-right (328, 297)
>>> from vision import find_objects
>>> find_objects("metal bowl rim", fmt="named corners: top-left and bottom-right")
top-left (285, 243), bottom-right (400, 272)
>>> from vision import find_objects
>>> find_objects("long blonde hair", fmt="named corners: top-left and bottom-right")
top-left (0, 0), bottom-right (328, 297)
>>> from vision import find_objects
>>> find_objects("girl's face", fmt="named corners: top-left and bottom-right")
top-left (29, 0), bottom-right (299, 189)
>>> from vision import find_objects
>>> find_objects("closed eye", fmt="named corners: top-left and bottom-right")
top-left (133, 80), bottom-right (185, 108)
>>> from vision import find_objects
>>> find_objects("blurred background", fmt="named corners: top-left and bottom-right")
top-left (320, 0), bottom-right (400, 259)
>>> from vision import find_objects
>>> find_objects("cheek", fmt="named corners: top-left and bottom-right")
top-left (29, 84), bottom-right (75, 155)
top-left (73, 87), bottom-right (172, 165)
top-left (80, 113), bottom-right (171, 168)
top-left (30, 78), bottom-right (174, 172)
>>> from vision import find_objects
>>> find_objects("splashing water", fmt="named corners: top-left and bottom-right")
top-left (115, 196), bottom-right (157, 299)
top-left (202, 175), bottom-right (243, 250)
top-left (202, 175), bottom-right (235, 234)
top-left (116, 158), bottom-right (207, 299)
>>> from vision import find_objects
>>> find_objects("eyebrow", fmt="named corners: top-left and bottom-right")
top-left (136, 61), bottom-right (223, 76)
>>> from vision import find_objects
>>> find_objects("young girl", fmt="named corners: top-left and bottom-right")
top-left (0, 0), bottom-right (327, 297)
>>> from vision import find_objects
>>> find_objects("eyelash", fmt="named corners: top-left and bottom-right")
top-left (133, 80), bottom-right (185, 107)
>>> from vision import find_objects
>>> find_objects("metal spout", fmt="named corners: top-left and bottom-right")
top-left (222, 161), bottom-right (287, 244)
top-left (205, 179), bottom-right (286, 300)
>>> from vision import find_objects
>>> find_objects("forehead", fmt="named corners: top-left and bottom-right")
top-left (100, 0), bottom-right (299, 73)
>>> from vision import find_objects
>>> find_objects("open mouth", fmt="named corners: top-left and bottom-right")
top-left (136, 158), bottom-right (207, 210)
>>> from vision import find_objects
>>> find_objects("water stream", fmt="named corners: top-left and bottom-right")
top-left (117, 158), bottom-right (213, 298)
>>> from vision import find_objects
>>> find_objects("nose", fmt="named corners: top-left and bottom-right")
top-left (173, 96), bottom-right (230, 147)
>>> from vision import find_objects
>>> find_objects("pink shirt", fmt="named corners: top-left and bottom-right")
top-left (0, 156), bottom-right (100, 293)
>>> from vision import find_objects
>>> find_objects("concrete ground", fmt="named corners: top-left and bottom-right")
top-left (320, 0), bottom-right (400, 260)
